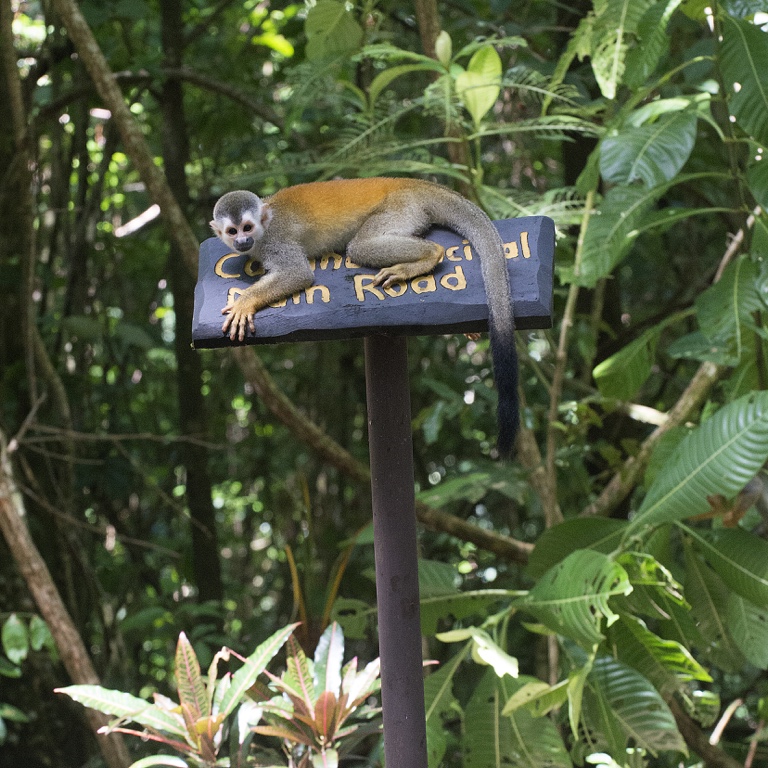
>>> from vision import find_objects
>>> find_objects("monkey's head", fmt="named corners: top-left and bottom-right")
top-left (210, 190), bottom-right (273, 255)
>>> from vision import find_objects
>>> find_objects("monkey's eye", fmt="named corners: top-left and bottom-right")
top-left (243, 223), bottom-right (253, 233)
top-left (226, 227), bottom-right (237, 236)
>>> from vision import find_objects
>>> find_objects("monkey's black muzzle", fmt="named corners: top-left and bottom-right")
top-left (234, 237), bottom-right (255, 253)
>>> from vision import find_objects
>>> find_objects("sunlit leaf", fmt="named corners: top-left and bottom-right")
top-left (314, 623), bottom-right (344, 696)
top-left (517, 550), bottom-right (632, 647)
top-left (1, 615), bottom-right (28, 666)
top-left (455, 45), bottom-right (502, 126)
top-left (593, 328), bottom-right (659, 399)
top-left (55, 685), bottom-right (188, 739)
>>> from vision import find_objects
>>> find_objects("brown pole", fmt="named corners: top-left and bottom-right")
top-left (364, 335), bottom-right (428, 768)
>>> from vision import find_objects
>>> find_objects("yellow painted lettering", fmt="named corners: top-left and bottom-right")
top-left (521, 231), bottom-right (531, 258)
top-left (346, 255), bottom-right (361, 269)
top-left (384, 281), bottom-right (408, 298)
top-left (504, 241), bottom-right (519, 259)
top-left (463, 243), bottom-right (473, 260)
top-left (354, 275), bottom-right (385, 301)
top-left (215, 253), bottom-right (241, 279)
top-left (244, 258), bottom-right (264, 277)
top-left (227, 287), bottom-right (243, 304)
top-left (319, 253), bottom-right (343, 270)
top-left (412, 274), bottom-right (437, 294)
top-left (306, 285), bottom-right (330, 304)
top-left (440, 265), bottom-right (467, 291)
top-left (445, 245), bottom-right (461, 261)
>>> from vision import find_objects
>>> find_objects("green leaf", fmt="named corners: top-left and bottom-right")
top-left (305, 0), bottom-right (363, 61)
top-left (55, 685), bottom-right (188, 738)
top-left (600, 111), bottom-right (698, 187)
top-left (174, 632), bottom-right (209, 723)
top-left (218, 624), bottom-right (297, 719)
top-left (589, 0), bottom-right (657, 99)
top-left (630, 392), bottom-right (768, 529)
top-left (367, 63), bottom-right (444, 109)
top-left (692, 527), bottom-right (768, 606)
top-left (2, 615), bottom-right (28, 665)
top-left (608, 616), bottom-right (711, 699)
top-left (623, 0), bottom-right (685, 87)
top-left (587, 656), bottom-right (686, 756)
top-left (694, 255), bottom-right (762, 360)
top-left (455, 45), bottom-right (502, 126)
top-left (727, 592), bottom-right (768, 668)
top-left (683, 541), bottom-right (745, 671)
top-left (418, 559), bottom-right (459, 597)
top-left (593, 328), bottom-right (659, 399)
top-left (464, 670), bottom-right (572, 768)
top-left (437, 627), bottom-right (518, 679)
top-left (314, 622), bottom-right (344, 696)
top-left (720, 15), bottom-right (768, 145)
top-left (28, 616), bottom-right (52, 652)
top-left (502, 678), bottom-right (569, 716)
top-left (564, 185), bottom-right (659, 288)
top-left (421, 589), bottom-right (513, 637)
top-left (424, 648), bottom-right (466, 768)
top-left (747, 158), bottom-right (768, 210)
top-left (517, 550), bottom-right (632, 647)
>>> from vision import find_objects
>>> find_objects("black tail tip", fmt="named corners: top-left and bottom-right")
top-left (495, 408), bottom-right (519, 460)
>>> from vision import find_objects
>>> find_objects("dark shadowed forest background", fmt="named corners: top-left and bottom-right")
top-left (2, 1), bottom-right (768, 767)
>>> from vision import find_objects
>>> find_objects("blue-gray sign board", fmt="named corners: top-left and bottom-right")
top-left (192, 216), bottom-right (555, 347)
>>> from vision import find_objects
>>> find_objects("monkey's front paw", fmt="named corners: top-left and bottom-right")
top-left (221, 302), bottom-right (256, 342)
top-left (372, 265), bottom-right (409, 289)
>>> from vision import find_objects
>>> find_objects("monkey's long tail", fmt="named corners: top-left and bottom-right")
top-left (431, 197), bottom-right (519, 457)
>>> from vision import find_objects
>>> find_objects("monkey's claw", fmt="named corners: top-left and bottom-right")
top-left (221, 302), bottom-right (256, 342)
top-left (372, 265), bottom-right (408, 289)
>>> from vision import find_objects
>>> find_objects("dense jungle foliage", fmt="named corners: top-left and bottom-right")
top-left (2, 0), bottom-right (768, 766)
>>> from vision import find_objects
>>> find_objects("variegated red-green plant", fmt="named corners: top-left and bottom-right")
top-left (56, 624), bottom-right (297, 767)
top-left (239, 622), bottom-right (382, 768)
top-left (56, 622), bottom-right (381, 768)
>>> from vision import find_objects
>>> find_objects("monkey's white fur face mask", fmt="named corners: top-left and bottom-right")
top-left (210, 191), bottom-right (273, 255)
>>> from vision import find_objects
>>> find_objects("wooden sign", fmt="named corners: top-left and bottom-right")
top-left (192, 216), bottom-right (555, 347)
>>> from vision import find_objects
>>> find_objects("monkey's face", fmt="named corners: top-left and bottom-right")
top-left (210, 214), bottom-right (261, 255)
top-left (210, 191), bottom-right (272, 256)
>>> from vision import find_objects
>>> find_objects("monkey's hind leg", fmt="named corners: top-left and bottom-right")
top-left (347, 214), bottom-right (443, 289)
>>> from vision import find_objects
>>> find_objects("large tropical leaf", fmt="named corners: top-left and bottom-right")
top-left (564, 185), bottom-right (659, 288)
top-left (589, 0), bottom-right (657, 98)
top-left (689, 527), bottom-right (768, 606)
top-left (54, 685), bottom-right (188, 739)
top-left (623, 0), bottom-right (685, 87)
top-left (600, 111), bottom-right (698, 187)
top-left (527, 518), bottom-right (628, 579)
top-left (727, 592), bottom-right (768, 669)
top-left (593, 327), bottom-right (659, 399)
top-left (683, 540), bottom-right (745, 672)
top-left (587, 656), bottom-right (686, 756)
top-left (464, 670), bottom-right (572, 768)
top-left (608, 616), bottom-right (711, 699)
top-left (629, 392), bottom-right (768, 530)
top-left (720, 15), bottom-right (768, 145)
top-left (517, 550), bottom-right (632, 647)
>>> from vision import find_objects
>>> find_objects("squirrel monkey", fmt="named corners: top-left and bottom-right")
top-left (210, 177), bottom-right (519, 455)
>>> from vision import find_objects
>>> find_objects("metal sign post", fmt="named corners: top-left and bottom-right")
top-left (192, 216), bottom-right (555, 767)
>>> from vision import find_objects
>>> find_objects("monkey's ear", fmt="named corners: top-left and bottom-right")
top-left (260, 203), bottom-right (273, 229)
top-left (209, 219), bottom-right (222, 235)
